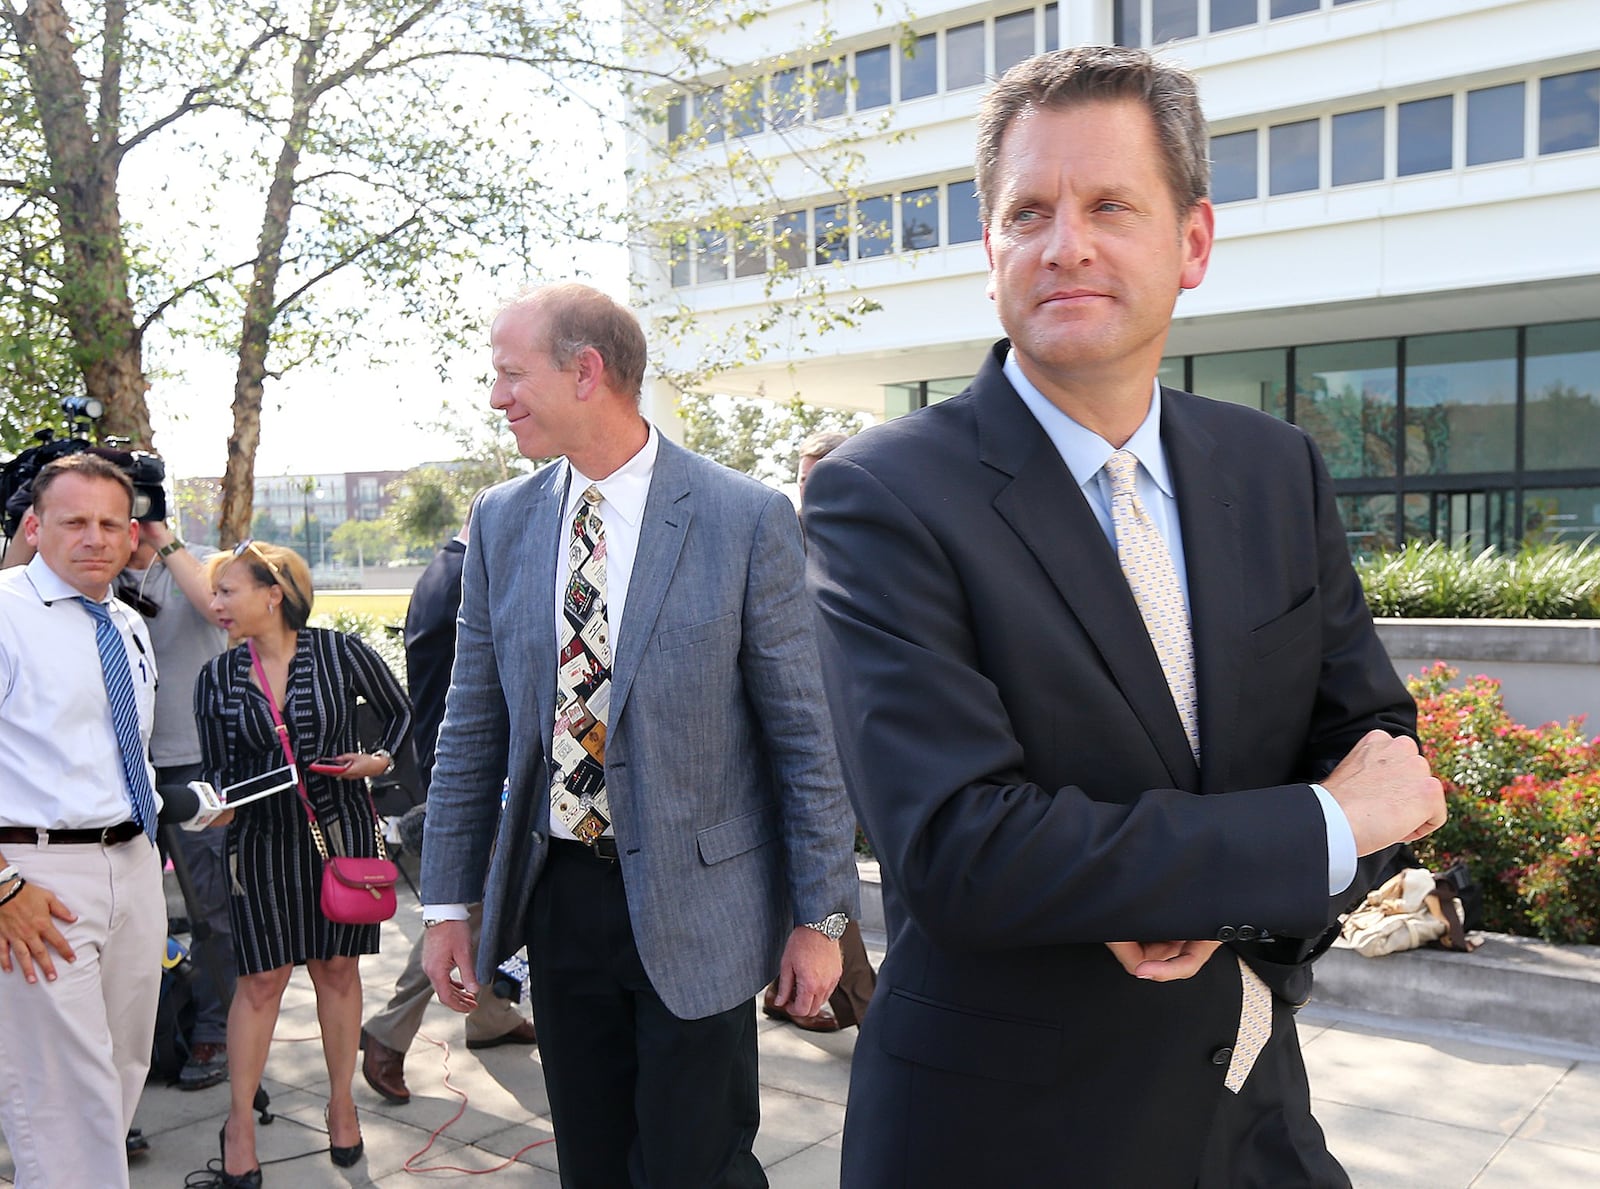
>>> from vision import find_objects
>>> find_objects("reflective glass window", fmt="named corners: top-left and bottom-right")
top-left (699, 87), bottom-right (725, 145)
top-left (1158, 356), bottom-right (1187, 392)
top-left (667, 97), bottom-right (687, 141)
top-left (901, 187), bottom-right (940, 251)
top-left (1211, 0), bottom-right (1258, 33)
top-left (1397, 95), bottom-right (1453, 175)
top-left (1044, 3), bottom-right (1059, 51)
top-left (1525, 320), bottom-right (1600, 471)
top-left (1466, 83), bottom-right (1524, 165)
top-left (1271, 0), bottom-right (1317, 16)
top-left (770, 68), bottom-right (803, 130)
top-left (1210, 130), bottom-right (1258, 203)
top-left (814, 203), bottom-right (849, 264)
top-left (696, 227), bottom-right (728, 282)
top-left (884, 383), bottom-right (920, 419)
top-left (855, 46), bottom-right (892, 111)
top-left (1114, 0), bottom-right (1142, 47)
top-left (857, 195), bottom-right (894, 258)
top-left (1294, 339), bottom-right (1398, 479)
top-left (1269, 119), bottom-right (1320, 195)
top-left (814, 59), bottom-right (847, 120)
top-left (1332, 107), bottom-right (1384, 185)
top-left (1539, 69), bottom-right (1600, 154)
top-left (1339, 494), bottom-right (1397, 555)
top-left (947, 22), bottom-right (986, 90)
top-left (927, 377), bottom-right (971, 404)
top-left (1524, 486), bottom-right (1600, 544)
top-left (1192, 348), bottom-right (1288, 418)
top-left (773, 211), bottom-right (807, 272)
top-left (1151, 0), bottom-right (1199, 43)
top-left (668, 233), bottom-right (691, 288)
top-left (994, 11), bottom-right (1034, 75)
top-left (734, 222), bottom-right (766, 277)
top-left (948, 180), bottom-right (982, 244)
top-left (728, 82), bottom-right (763, 138)
top-left (1404, 329), bottom-right (1516, 475)
top-left (901, 33), bottom-right (936, 100)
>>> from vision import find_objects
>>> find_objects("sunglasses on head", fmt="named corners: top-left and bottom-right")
top-left (232, 538), bottom-right (282, 579)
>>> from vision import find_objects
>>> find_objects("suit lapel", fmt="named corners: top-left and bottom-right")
top-left (607, 438), bottom-right (692, 728)
top-left (1162, 389), bottom-right (1243, 796)
top-left (522, 468), bottom-right (564, 753)
top-left (975, 349), bottom-right (1199, 787)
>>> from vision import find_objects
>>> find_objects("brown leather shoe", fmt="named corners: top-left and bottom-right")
top-left (761, 984), bottom-right (842, 1033)
top-left (466, 1018), bottom-right (538, 1050)
top-left (360, 1030), bottom-right (409, 1104)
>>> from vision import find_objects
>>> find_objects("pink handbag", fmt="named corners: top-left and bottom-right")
top-left (250, 640), bottom-right (398, 925)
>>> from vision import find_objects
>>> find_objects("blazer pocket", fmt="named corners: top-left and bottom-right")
top-left (658, 612), bottom-right (738, 652)
top-left (877, 988), bottom-right (1062, 1087)
top-left (1250, 588), bottom-right (1320, 659)
top-left (696, 803), bottom-right (780, 865)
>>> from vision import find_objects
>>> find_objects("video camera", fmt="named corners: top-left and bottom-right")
top-left (0, 396), bottom-right (167, 538)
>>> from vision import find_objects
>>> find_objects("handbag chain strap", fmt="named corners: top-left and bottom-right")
top-left (247, 638), bottom-right (388, 863)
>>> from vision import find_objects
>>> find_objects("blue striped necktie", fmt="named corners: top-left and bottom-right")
top-left (79, 597), bottom-right (158, 842)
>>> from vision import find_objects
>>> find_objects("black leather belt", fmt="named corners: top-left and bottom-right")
top-left (0, 822), bottom-right (142, 846)
top-left (550, 836), bottom-right (620, 862)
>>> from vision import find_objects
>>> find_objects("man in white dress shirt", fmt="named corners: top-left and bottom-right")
top-left (0, 453), bottom-right (166, 1189)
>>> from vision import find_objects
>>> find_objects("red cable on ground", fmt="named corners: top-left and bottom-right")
top-left (400, 1031), bottom-right (557, 1176)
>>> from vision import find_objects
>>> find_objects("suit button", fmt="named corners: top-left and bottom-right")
top-left (1237, 925), bottom-right (1259, 941)
top-left (1216, 926), bottom-right (1237, 942)
top-left (1211, 1046), bottom-right (1233, 1066)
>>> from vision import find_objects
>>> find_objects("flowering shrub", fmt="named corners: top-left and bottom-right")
top-left (1407, 663), bottom-right (1600, 943)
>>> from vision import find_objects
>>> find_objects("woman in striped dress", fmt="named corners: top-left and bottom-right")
top-left (195, 541), bottom-right (410, 1187)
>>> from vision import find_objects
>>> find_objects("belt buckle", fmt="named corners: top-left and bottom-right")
top-left (585, 836), bottom-right (617, 861)
top-left (100, 825), bottom-right (118, 846)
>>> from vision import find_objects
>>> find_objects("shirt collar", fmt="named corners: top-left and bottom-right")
top-left (564, 423), bottom-right (659, 529)
top-left (25, 553), bottom-right (111, 607)
top-left (1002, 349), bottom-right (1173, 497)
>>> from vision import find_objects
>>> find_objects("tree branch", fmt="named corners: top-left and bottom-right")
top-left (113, 22), bottom-right (289, 160)
top-left (270, 212), bottom-right (422, 316)
top-left (136, 256), bottom-right (259, 337)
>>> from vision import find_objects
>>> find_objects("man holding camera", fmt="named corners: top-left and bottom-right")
top-left (0, 453), bottom-right (167, 1188)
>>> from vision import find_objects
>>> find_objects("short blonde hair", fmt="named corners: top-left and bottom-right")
top-left (205, 541), bottom-right (314, 630)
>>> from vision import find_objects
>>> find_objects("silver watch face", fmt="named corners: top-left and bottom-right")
top-left (811, 912), bottom-right (848, 941)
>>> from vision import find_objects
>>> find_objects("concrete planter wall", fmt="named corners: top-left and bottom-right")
top-left (1376, 619), bottom-right (1600, 728)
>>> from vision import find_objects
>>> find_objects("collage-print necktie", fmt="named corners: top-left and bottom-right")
top-left (79, 598), bottom-right (158, 841)
top-left (550, 485), bottom-right (614, 843)
top-left (1103, 449), bottom-right (1269, 1093)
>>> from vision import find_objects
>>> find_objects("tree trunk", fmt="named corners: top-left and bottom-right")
top-left (10, 0), bottom-right (153, 446)
top-left (216, 2), bottom-right (334, 547)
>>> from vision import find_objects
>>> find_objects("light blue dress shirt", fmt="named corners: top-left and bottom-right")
top-left (1001, 351), bottom-right (1357, 897)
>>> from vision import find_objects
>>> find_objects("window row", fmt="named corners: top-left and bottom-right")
top-left (1157, 320), bottom-right (1600, 482)
top-left (1212, 68), bottom-right (1600, 202)
top-left (1115, 0), bottom-right (1370, 48)
top-left (1337, 485), bottom-right (1600, 553)
top-left (664, 6), bottom-right (1058, 143)
top-left (668, 181), bottom-right (981, 287)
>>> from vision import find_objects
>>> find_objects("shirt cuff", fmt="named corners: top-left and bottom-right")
top-left (1311, 783), bottom-right (1358, 896)
top-left (420, 904), bottom-right (470, 920)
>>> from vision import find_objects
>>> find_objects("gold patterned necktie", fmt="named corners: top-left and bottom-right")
top-left (1102, 448), bottom-right (1270, 1093)
top-left (550, 484), bottom-right (614, 843)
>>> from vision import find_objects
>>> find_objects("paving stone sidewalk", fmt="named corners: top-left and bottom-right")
top-left (4, 907), bottom-right (1599, 1187)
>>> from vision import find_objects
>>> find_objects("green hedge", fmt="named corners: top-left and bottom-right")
top-left (1356, 541), bottom-right (1600, 619)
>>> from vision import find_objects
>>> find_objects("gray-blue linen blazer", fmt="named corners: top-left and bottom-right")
top-left (419, 435), bottom-right (859, 1020)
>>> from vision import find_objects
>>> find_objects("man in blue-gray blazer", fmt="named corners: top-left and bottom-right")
top-left (421, 283), bottom-right (858, 1188)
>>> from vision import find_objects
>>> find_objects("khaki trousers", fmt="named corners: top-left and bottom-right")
top-left (0, 836), bottom-right (164, 1188)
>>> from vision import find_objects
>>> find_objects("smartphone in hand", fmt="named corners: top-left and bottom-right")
top-left (308, 757), bottom-right (353, 775)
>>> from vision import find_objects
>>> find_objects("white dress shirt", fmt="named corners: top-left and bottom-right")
top-left (546, 427), bottom-right (658, 840)
top-left (423, 428), bottom-right (660, 918)
top-left (0, 555), bottom-right (161, 830)
top-left (1003, 351), bottom-right (1356, 895)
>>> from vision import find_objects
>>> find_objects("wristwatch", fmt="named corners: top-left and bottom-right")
top-left (372, 748), bottom-right (395, 775)
top-left (422, 917), bottom-right (450, 929)
top-left (156, 538), bottom-right (185, 560)
top-left (802, 912), bottom-right (849, 941)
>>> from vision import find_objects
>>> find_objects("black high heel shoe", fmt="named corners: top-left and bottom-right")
top-left (325, 1105), bottom-right (364, 1168)
top-left (218, 1122), bottom-right (264, 1188)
